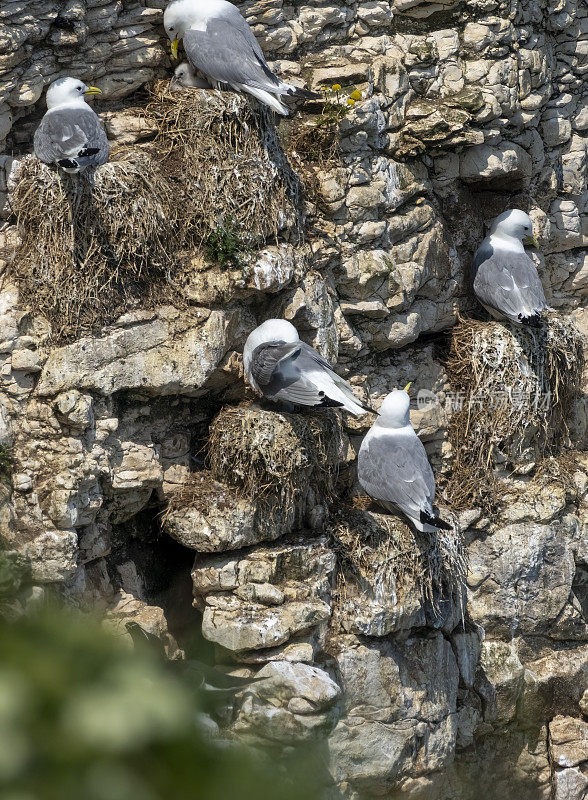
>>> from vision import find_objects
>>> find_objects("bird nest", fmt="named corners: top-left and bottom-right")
top-left (9, 84), bottom-right (301, 342)
top-left (331, 507), bottom-right (466, 625)
top-left (207, 405), bottom-right (344, 506)
top-left (443, 315), bottom-right (585, 511)
top-left (10, 152), bottom-right (182, 343)
top-left (143, 82), bottom-right (301, 250)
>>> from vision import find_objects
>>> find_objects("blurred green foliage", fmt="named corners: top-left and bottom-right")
top-left (0, 552), bottom-right (323, 800)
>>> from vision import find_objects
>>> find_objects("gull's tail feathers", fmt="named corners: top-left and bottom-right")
top-left (420, 509), bottom-right (452, 531)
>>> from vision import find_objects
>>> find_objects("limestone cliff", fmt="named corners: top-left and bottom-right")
top-left (0, 1), bottom-right (587, 798)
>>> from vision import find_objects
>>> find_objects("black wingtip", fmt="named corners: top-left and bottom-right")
top-left (518, 312), bottom-right (542, 328)
top-left (78, 146), bottom-right (100, 157)
top-left (420, 510), bottom-right (452, 530)
top-left (286, 86), bottom-right (321, 101)
top-left (317, 393), bottom-right (344, 409)
top-left (57, 158), bottom-right (79, 169)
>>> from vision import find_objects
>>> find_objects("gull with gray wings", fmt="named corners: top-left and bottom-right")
top-left (358, 387), bottom-right (451, 532)
top-left (472, 209), bottom-right (547, 326)
top-left (164, 0), bottom-right (319, 115)
top-left (34, 77), bottom-right (108, 173)
top-left (244, 319), bottom-right (372, 415)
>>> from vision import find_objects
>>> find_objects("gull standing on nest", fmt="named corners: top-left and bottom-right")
top-left (34, 77), bottom-right (109, 173)
top-left (358, 386), bottom-right (452, 532)
top-left (163, 0), bottom-right (319, 115)
top-left (244, 319), bottom-right (373, 415)
top-left (472, 209), bottom-right (547, 326)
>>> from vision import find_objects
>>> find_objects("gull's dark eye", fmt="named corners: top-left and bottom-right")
top-left (77, 86), bottom-right (82, 91)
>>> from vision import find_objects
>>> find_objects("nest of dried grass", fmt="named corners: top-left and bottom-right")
top-left (207, 405), bottom-right (344, 507)
top-left (443, 315), bottom-right (585, 510)
top-left (10, 85), bottom-right (301, 342)
top-left (331, 507), bottom-right (466, 620)
top-left (143, 83), bottom-right (300, 249)
top-left (10, 152), bottom-right (182, 342)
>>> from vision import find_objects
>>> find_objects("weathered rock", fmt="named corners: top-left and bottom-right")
top-left (467, 520), bottom-right (579, 638)
top-left (231, 660), bottom-right (340, 744)
top-left (36, 308), bottom-right (252, 397)
top-left (328, 633), bottom-right (459, 793)
top-left (202, 596), bottom-right (331, 653)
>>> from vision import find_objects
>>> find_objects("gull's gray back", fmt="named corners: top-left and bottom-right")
top-left (34, 107), bottom-right (109, 168)
top-left (183, 7), bottom-right (280, 90)
top-left (359, 428), bottom-right (435, 519)
top-left (472, 241), bottom-right (547, 321)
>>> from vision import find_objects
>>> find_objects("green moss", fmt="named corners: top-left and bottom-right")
top-left (0, 445), bottom-right (13, 480)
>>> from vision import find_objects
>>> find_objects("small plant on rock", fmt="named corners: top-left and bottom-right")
top-left (0, 444), bottom-right (13, 480)
top-left (315, 85), bottom-right (363, 127)
top-left (204, 217), bottom-right (251, 268)
top-left (288, 84), bottom-right (363, 166)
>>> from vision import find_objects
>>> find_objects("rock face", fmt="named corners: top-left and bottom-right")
top-left (1, 0), bottom-right (587, 798)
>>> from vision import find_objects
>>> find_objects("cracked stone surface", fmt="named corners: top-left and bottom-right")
top-left (0, 0), bottom-right (587, 796)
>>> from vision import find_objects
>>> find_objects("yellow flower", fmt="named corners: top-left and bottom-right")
top-left (347, 98), bottom-right (355, 106)
top-left (321, 86), bottom-right (329, 92)
top-left (350, 89), bottom-right (362, 101)
top-left (332, 83), bottom-right (342, 91)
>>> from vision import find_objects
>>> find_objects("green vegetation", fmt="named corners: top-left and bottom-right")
top-left (0, 444), bottom-right (13, 480)
top-left (288, 84), bottom-right (363, 166)
top-left (0, 552), bottom-right (322, 800)
top-left (314, 84), bottom-right (363, 127)
top-left (204, 218), bottom-right (250, 268)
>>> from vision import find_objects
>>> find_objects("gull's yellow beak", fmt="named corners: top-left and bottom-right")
top-left (84, 86), bottom-right (102, 96)
top-left (170, 36), bottom-right (179, 60)
top-left (523, 234), bottom-right (539, 249)
top-left (404, 382), bottom-right (412, 394)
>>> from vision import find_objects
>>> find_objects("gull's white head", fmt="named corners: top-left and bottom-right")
top-left (490, 209), bottom-right (537, 247)
top-left (377, 388), bottom-right (411, 429)
top-left (243, 319), bottom-right (299, 384)
top-left (164, 0), bottom-right (200, 55)
top-left (45, 77), bottom-right (102, 109)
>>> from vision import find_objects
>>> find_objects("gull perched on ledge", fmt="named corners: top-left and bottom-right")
top-left (34, 77), bottom-right (109, 173)
top-left (244, 319), bottom-right (372, 415)
top-left (359, 387), bottom-right (452, 532)
top-left (472, 209), bottom-right (547, 326)
top-left (163, 0), bottom-right (319, 115)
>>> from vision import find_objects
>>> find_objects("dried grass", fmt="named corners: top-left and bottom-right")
top-left (163, 471), bottom-right (233, 519)
top-left (10, 84), bottom-right (299, 342)
top-left (10, 152), bottom-right (181, 342)
top-left (207, 405), bottom-right (343, 508)
top-left (443, 315), bottom-right (585, 510)
top-left (143, 83), bottom-right (301, 249)
top-left (331, 507), bottom-right (466, 620)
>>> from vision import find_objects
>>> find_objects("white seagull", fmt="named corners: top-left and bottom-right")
top-left (358, 387), bottom-right (451, 532)
top-left (472, 209), bottom-right (547, 326)
top-left (34, 77), bottom-right (109, 173)
top-left (163, 0), bottom-right (318, 115)
top-left (243, 319), bottom-right (372, 415)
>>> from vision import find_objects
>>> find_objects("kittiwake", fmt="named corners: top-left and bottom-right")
top-left (34, 77), bottom-right (109, 174)
top-left (163, 0), bottom-right (319, 115)
top-left (358, 386), bottom-right (451, 532)
top-left (472, 209), bottom-right (547, 326)
top-left (243, 319), bottom-right (372, 415)
top-left (170, 61), bottom-right (214, 90)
